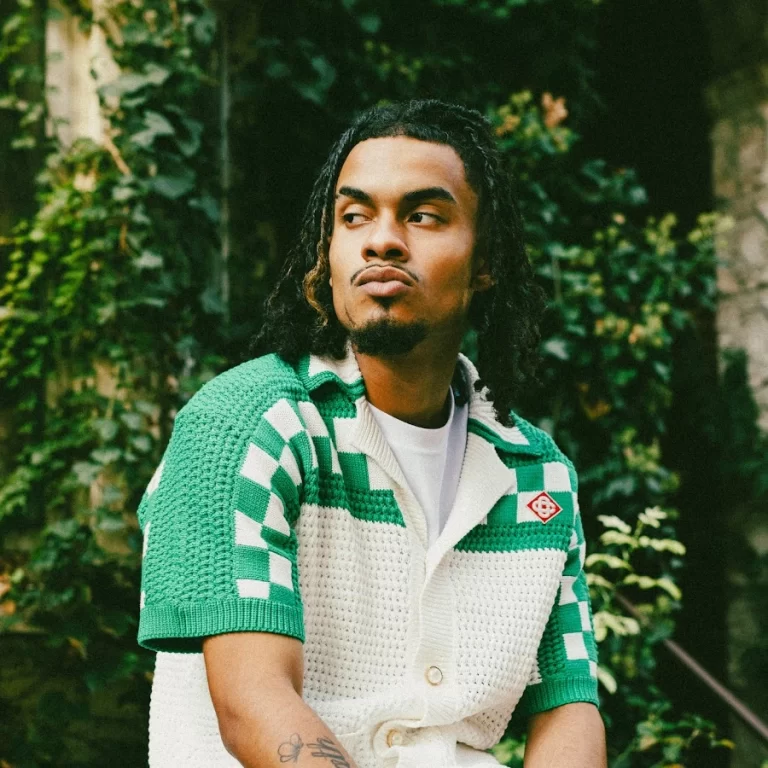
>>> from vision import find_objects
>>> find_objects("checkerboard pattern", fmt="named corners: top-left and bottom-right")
top-left (557, 522), bottom-right (598, 680)
top-left (517, 459), bottom-right (599, 711)
top-left (232, 395), bottom-right (408, 606)
top-left (233, 399), bottom-right (307, 606)
top-left (138, 349), bottom-right (599, 765)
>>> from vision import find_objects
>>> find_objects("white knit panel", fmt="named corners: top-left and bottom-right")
top-left (366, 455), bottom-right (393, 491)
top-left (142, 521), bottom-right (151, 557)
top-left (234, 511), bottom-right (268, 548)
top-left (559, 575), bottom-right (578, 605)
top-left (297, 400), bottom-right (328, 436)
top-left (297, 507), bottom-right (412, 735)
top-left (262, 398), bottom-right (304, 441)
top-left (579, 601), bottom-right (592, 631)
top-left (455, 742), bottom-right (505, 767)
top-left (278, 443), bottom-right (303, 487)
top-left (263, 493), bottom-right (291, 536)
top-left (236, 578), bottom-right (270, 598)
top-left (269, 550), bottom-right (294, 590)
top-left (449, 548), bottom-right (566, 747)
top-left (149, 653), bottom-right (240, 768)
top-left (146, 460), bottom-right (164, 496)
top-left (564, 632), bottom-right (589, 660)
top-left (331, 415), bottom-right (357, 453)
top-left (297, 400), bottom-right (326, 471)
top-left (542, 461), bottom-right (572, 491)
top-left (239, 442), bottom-right (278, 487)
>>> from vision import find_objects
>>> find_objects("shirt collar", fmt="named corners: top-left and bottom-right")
top-left (297, 345), bottom-right (544, 458)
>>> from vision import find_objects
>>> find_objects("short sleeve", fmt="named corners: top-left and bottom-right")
top-left (516, 469), bottom-right (599, 716)
top-left (137, 398), bottom-right (309, 653)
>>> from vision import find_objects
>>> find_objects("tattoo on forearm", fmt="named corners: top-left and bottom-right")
top-left (277, 734), bottom-right (351, 767)
top-left (307, 737), bottom-right (352, 767)
top-left (278, 733), bottom-right (304, 763)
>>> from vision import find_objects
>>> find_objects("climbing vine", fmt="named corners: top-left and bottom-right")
top-left (1, 0), bottom-right (223, 762)
top-left (0, 0), bottom-right (736, 765)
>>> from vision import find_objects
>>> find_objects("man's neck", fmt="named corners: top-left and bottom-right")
top-left (354, 337), bottom-right (461, 429)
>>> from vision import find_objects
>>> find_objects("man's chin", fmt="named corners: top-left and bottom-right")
top-left (348, 318), bottom-right (428, 357)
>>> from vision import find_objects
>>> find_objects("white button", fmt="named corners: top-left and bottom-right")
top-left (426, 665), bottom-right (443, 685)
top-left (386, 729), bottom-right (404, 747)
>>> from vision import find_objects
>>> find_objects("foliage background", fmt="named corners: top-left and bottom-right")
top-left (0, 0), bottom-right (763, 765)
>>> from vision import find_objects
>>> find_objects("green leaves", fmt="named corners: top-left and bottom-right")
top-left (173, 113), bottom-right (204, 157)
top-left (99, 63), bottom-right (171, 99)
top-left (0, 0), bottom-right (220, 757)
top-left (133, 250), bottom-right (164, 269)
top-left (612, 703), bottom-right (733, 766)
top-left (46, 518), bottom-right (80, 540)
top-left (295, 54), bottom-right (337, 105)
top-left (73, 461), bottom-right (101, 487)
top-left (341, 0), bottom-right (382, 32)
top-left (0, 0), bottom-right (730, 764)
top-left (130, 110), bottom-right (175, 149)
top-left (147, 163), bottom-right (196, 199)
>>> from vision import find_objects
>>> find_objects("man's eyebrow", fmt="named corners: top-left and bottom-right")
top-left (335, 185), bottom-right (457, 206)
top-left (336, 186), bottom-right (374, 205)
top-left (402, 187), bottom-right (457, 205)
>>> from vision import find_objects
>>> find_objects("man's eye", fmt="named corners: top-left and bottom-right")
top-left (342, 212), bottom-right (367, 224)
top-left (409, 211), bottom-right (442, 224)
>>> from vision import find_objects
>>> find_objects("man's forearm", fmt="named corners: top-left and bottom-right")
top-left (524, 702), bottom-right (606, 768)
top-left (217, 685), bottom-right (359, 768)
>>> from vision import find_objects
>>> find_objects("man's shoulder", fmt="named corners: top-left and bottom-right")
top-left (179, 353), bottom-right (309, 426)
top-left (510, 412), bottom-right (575, 470)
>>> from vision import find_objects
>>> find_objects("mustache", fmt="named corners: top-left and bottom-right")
top-left (350, 264), bottom-right (419, 285)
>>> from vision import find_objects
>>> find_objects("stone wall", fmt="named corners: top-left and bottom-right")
top-left (711, 63), bottom-right (768, 432)
top-left (44, 0), bottom-right (117, 147)
top-left (707, 59), bottom-right (768, 768)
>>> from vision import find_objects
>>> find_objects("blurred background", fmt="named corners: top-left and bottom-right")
top-left (0, 0), bottom-right (767, 766)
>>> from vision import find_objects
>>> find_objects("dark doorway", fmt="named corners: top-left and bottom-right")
top-left (582, 1), bottom-right (731, 761)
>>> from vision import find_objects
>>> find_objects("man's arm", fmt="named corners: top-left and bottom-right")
top-left (524, 702), bottom-right (606, 768)
top-left (204, 631), bottom-right (359, 768)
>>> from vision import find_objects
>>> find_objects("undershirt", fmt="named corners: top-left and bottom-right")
top-left (368, 388), bottom-right (469, 547)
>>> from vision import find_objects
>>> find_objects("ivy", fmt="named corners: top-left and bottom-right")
top-left (0, 0), bottom-right (739, 764)
top-left (1, 0), bottom-right (223, 762)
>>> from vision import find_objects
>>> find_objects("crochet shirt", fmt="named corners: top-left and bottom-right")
top-left (137, 350), bottom-right (599, 768)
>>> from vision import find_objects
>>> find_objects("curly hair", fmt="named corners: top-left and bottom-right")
top-left (252, 99), bottom-right (546, 426)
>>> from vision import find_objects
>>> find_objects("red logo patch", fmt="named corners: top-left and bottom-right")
top-left (527, 492), bottom-right (562, 524)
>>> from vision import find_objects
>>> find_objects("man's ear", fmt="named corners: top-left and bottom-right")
top-left (471, 258), bottom-right (494, 292)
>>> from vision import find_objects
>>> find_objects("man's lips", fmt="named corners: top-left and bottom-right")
top-left (355, 266), bottom-right (416, 287)
top-left (354, 266), bottom-right (415, 298)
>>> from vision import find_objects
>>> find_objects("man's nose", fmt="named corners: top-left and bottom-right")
top-left (362, 217), bottom-right (409, 261)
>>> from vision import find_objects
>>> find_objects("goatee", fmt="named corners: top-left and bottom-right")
top-left (349, 318), bottom-right (428, 356)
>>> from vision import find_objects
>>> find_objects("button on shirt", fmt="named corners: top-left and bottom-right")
top-left (137, 349), bottom-right (599, 768)
top-left (425, 665), bottom-right (444, 686)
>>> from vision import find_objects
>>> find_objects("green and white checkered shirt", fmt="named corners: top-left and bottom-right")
top-left (138, 349), bottom-right (599, 768)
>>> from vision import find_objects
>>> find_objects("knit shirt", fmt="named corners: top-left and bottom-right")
top-left (137, 350), bottom-right (599, 768)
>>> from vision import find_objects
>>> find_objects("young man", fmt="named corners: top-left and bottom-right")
top-left (137, 100), bottom-right (606, 768)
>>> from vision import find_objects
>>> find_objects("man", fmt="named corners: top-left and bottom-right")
top-left (137, 100), bottom-right (606, 768)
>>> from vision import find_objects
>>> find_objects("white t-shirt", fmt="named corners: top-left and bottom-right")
top-left (368, 388), bottom-right (469, 547)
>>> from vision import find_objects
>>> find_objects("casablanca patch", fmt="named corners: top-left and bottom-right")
top-left (526, 491), bottom-right (563, 524)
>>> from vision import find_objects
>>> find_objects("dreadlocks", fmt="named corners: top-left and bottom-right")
top-left (252, 99), bottom-right (546, 426)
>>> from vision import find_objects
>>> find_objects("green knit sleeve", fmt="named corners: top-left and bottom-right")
top-left (137, 395), bottom-right (310, 653)
top-left (516, 466), bottom-right (600, 716)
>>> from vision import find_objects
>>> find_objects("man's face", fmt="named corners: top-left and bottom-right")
top-left (328, 136), bottom-right (490, 354)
